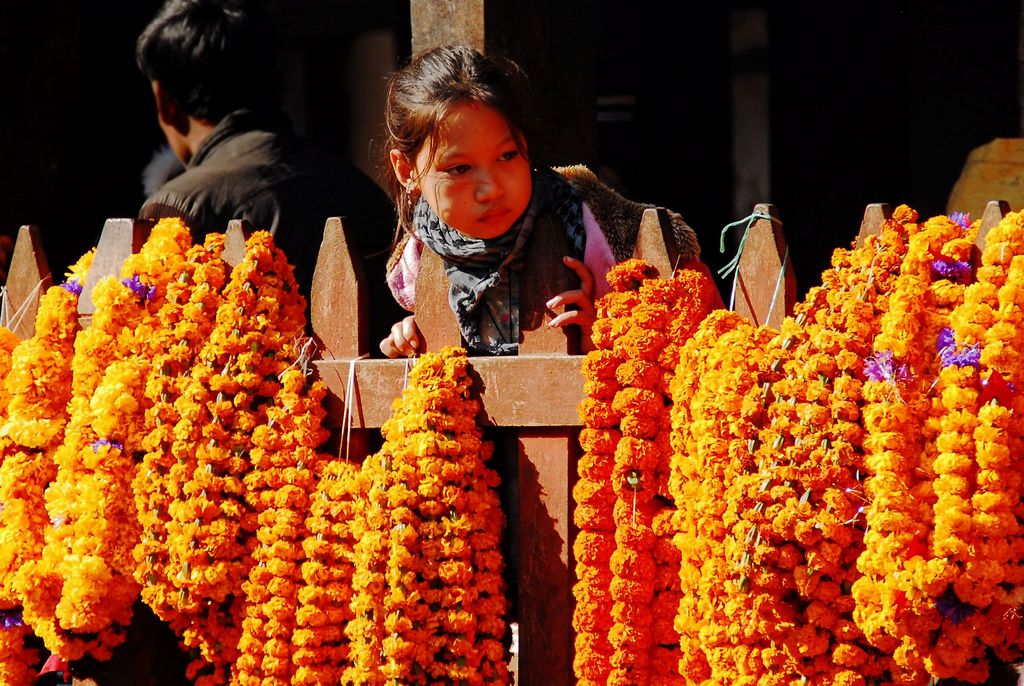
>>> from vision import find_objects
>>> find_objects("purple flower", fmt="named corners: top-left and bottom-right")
top-left (938, 327), bottom-right (980, 368)
top-left (935, 591), bottom-right (976, 625)
top-left (864, 350), bottom-right (910, 384)
top-left (948, 211), bottom-right (971, 230)
top-left (0, 609), bottom-right (23, 630)
top-left (91, 438), bottom-right (124, 453)
top-left (60, 278), bottom-right (83, 296)
top-left (930, 258), bottom-right (972, 285)
top-left (122, 274), bottom-right (155, 301)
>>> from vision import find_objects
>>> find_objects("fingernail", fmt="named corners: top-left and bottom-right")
top-left (546, 298), bottom-right (557, 308)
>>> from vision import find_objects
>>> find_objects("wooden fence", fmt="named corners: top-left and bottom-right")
top-left (2, 198), bottom-right (1011, 685)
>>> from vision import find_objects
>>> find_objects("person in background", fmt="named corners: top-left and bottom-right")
top-left (136, 0), bottom-right (404, 343)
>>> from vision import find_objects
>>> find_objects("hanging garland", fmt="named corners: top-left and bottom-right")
top-left (21, 220), bottom-right (189, 662)
top-left (236, 367), bottom-right (330, 684)
top-left (0, 251), bottom-right (93, 683)
top-left (344, 347), bottom-right (508, 686)
top-left (292, 458), bottom-right (361, 684)
top-left (160, 230), bottom-right (306, 682)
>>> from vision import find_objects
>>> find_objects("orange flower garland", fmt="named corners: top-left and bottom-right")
top-left (0, 252), bottom-right (92, 683)
top-left (132, 232), bottom-right (229, 683)
top-left (293, 458), bottom-right (361, 684)
top-left (21, 221), bottom-right (188, 661)
top-left (574, 259), bottom-right (717, 686)
top-left (344, 347), bottom-right (508, 685)
top-left (161, 230), bottom-right (305, 681)
top-left (236, 369), bottom-right (330, 685)
top-left (853, 212), bottom-right (970, 681)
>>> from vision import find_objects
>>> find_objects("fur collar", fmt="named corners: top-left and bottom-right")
top-left (554, 164), bottom-right (701, 263)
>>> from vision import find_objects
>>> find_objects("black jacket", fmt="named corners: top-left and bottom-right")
top-left (139, 109), bottom-right (403, 345)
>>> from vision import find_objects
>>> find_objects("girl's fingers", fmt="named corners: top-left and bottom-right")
top-left (562, 255), bottom-right (595, 297)
top-left (546, 289), bottom-right (594, 313)
top-left (380, 316), bottom-right (422, 357)
top-left (548, 309), bottom-right (596, 329)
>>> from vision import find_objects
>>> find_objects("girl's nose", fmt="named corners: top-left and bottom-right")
top-left (474, 170), bottom-right (503, 202)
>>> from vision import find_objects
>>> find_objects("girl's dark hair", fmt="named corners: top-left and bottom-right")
top-left (382, 45), bottom-right (532, 237)
top-left (136, 0), bottom-right (278, 121)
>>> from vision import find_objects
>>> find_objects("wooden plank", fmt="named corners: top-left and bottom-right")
top-left (632, 207), bottom-right (678, 277)
top-left (516, 427), bottom-right (576, 686)
top-left (855, 203), bottom-right (892, 248)
top-left (733, 203), bottom-right (795, 328)
top-left (5, 225), bottom-right (50, 340)
top-left (79, 219), bottom-right (151, 318)
top-left (977, 199), bottom-right (1010, 249)
top-left (310, 217), bottom-right (368, 359)
top-left (314, 355), bottom-right (584, 429)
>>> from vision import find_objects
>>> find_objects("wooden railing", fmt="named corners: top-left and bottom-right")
top-left (4, 198), bottom-right (1010, 685)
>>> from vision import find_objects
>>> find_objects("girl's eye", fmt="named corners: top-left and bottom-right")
top-left (499, 150), bottom-right (519, 162)
top-left (445, 164), bottom-right (471, 176)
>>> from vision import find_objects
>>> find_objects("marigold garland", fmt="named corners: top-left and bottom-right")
top-left (20, 221), bottom-right (188, 661)
top-left (0, 252), bottom-right (92, 681)
top-left (344, 347), bottom-right (508, 686)
top-left (293, 458), bottom-right (361, 684)
top-left (853, 212), bottom-right (973, 681)
top-left (161, 230), bottom-right (305, 681)
top-left (235, 369), bottom-right (330, 685)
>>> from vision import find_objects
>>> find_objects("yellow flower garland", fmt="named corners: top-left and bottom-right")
top-left (293, 458), bottom-right (361, 684)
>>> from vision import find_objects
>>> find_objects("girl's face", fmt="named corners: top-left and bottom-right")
top-left (393, 102), bottom-right (532, 240)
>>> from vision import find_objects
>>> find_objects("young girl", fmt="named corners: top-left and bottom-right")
top-left (380, 45), bottom-right (711, 357)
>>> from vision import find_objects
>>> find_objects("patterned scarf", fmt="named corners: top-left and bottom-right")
top-left (414, 167), bottom-right (585, 355)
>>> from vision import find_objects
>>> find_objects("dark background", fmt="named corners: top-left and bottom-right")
top-left (0, 0), bottom-right (1019, 294)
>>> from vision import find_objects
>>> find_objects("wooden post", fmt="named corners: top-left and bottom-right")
top-left (408, 0), bottom-right (599, 166)
top-left (855, 203), bottom-right (892, 248)
top-left (733, 203), bottom-right (795, 328)
top-left (415, 248), bottom-right (464, 352)
top-left (79, 219), bottom-right (152, 321)
top-left (5, 225), bottom-right (50, 340)
top-left (977, 200), bottom-right (1011, 249)
top-left (632, 208), bottom-right (679, 277)
top-left (223, 219), bottom-right (250, 268)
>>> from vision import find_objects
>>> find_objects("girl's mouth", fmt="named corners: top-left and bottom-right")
top-left (478, 207), bottom-right (510, 223)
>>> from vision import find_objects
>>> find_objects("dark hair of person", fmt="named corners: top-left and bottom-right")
top-left (382, 45), bottom-right (534, 238)
top-left (136, 0), bottom-right (279, 122)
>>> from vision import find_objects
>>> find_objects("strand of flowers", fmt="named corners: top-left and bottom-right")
top-left (732, 207), bottom-right (917, 684)
top-left (611, 262), bottom-right (718, 686)
top-left (851, 211), bottom-right (968, 682)
top-left (916, 210), bottom-right (1024, 681)
top-left (572, 261), bottom-right (653, 686)
top-left (0, 252), bottom-right (93, 684)
top-left (753, 315), bottom-right (897, 684)
top-left (670, 311), bottom-right (785, 683)
top-left (606, 264), bottom-right (672, 686)
top-left (666, 307), bottom-right (743, 683)
top-left (971, 212), bottom-right (1024, 658)
top-left (646, 267), bottom-right (718, 686)
top-left (235, 368), bottom-right (330, 685)
top-left (0, 322), bottom-right (33, 685)
top-left (20, 223), bottom-right (188, 662)
top-left (131, 229), bottom-right (230, 684)
top-left (292, 458), bottom-right (361, 684)
top-left (161, 231), bottom-right (305, 682)
top-left (343, 347), bottom-right (508, 685)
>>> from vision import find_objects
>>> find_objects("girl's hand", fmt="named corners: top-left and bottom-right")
top-left (380, 315), bottom-right (423, 357)
top-left (546, 256), bottom-right (596, 341)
